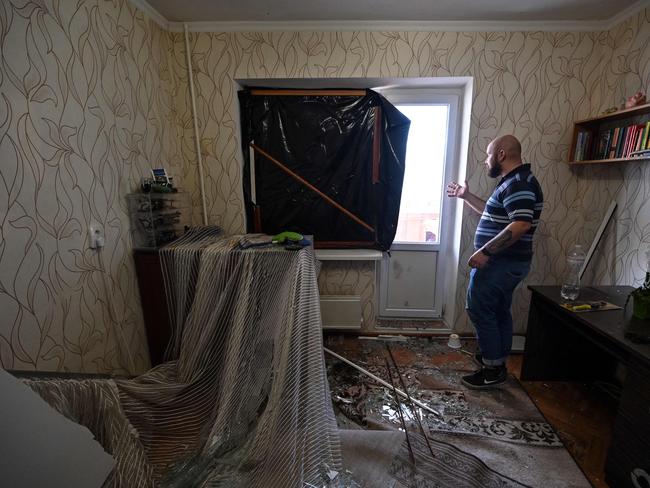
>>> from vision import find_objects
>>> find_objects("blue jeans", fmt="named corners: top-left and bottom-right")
top-left (466, 257), bottom-right (531, 366)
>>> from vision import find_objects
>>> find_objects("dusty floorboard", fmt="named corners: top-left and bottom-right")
top-left (510, 355), bottom-right (618, 488)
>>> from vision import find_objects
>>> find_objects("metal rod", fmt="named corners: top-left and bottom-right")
top-left (184, 24), bottom-right (209, 226)
top-left (323, 347), bottom-right (442, 418)
top-left (385, 357), bottom-right (416, 467)
top-left (386, 344), bottom-right (436, 460)
top-left (249, 142), bottom-right (257, 205)
top-left (250, 144), bottom-right (375, 234)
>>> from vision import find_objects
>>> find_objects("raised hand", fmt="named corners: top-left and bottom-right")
top-left (446, 181), bottom-right (468, 199)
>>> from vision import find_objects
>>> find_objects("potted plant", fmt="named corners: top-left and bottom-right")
top-left (632, 286), bottom-right (650, 319)
top-left (631, 249), bottom-right (650, 320)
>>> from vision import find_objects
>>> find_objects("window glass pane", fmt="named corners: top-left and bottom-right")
top-left (393, 104), bottom-right (449, 244)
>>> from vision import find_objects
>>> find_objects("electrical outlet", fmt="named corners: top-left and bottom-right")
top-left (89, 223), bottom-right (105, 249)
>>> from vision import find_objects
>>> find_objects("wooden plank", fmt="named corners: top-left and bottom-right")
top-left (250, 89), bottom-right (366, 97)
top-left (574, 102), bottom-right (650, 125)
top-left (253, 206), bottom-right (262, 233)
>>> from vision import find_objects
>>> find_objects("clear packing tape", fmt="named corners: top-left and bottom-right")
top-left (23, 227), bottom-right (343, 487)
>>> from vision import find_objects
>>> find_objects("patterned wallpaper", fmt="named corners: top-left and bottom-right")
top-left (0, 0), bottom-right (179, 373)
top-left (170, 14), bottom-right (650, 333)
top-left (589, 11), bottom-right (650, 288)
top-left (1, 1), bottom-right (648, 373)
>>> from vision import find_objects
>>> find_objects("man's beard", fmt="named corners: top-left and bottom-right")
top-left (487, 159), bottom-right (501, 178)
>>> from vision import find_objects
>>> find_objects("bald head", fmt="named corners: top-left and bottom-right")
top-left (490, 135), bottom-right (522, 163)
top-left (485, 135), bottom-right (523, 178)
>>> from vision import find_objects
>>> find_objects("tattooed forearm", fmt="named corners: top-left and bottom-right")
top-left (485, 230), bottom-right (513, 254)
top-left (482, 221), bottom-right (532, 255)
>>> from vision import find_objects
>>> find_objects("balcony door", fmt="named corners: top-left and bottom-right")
top-left (378, 91), bottom-right (459, 319)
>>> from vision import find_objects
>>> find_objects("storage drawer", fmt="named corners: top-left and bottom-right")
top-left (606, 410), bottom-right (650, 488)
top-left (617, 368), bottom-right (650, 439)
top-left (605, 365), bottom-right (650, 488)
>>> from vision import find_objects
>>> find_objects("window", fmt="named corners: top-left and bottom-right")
top-left (393, 104), bottom-right (449, 244)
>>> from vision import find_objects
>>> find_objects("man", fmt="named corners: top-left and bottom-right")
top-left (447, 135), bottom-right (543, 389)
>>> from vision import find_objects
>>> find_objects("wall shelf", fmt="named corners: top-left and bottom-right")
top-left (568, 156), bottom-right (650, 165)
top-left (568, 102), bottom-right (650, 164)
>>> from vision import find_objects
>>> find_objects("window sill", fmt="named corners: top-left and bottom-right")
top-left (314, 249), bottom-right (383, 261)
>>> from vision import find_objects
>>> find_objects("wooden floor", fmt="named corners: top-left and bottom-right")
top-left (507, 355), bottom-right (618, 488)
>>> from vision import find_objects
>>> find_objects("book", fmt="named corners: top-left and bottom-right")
top-left (625, 125), bottom-right (639, 158)
top-left (641, 121), bottom-right (650, 149)
top-left (630, 149), bottom-right (650, 158)
top-left (609, 127), bottom-right (620, 158)
top-left (622, 126), bottom-right (631, 158)
top-left (580, 132), bottom-right (591, 160)
top-left (634, 124), bottom-right (646, 151)
top-left (574, 132), bottom-right (581, 160)
top-left (577, 132), bottom-right (588, 160)
top-left (623, 126), bottom-right (635, 158)
top-left (616, 126), bottom-right (627, 158)
top-left (597, 130), bottom-right (611, 159)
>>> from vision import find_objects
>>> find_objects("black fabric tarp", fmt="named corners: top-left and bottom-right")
top-left (238, 89), bottom-right (410, 251)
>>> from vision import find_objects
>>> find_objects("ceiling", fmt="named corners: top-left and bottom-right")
top-left (145, 0), bottom-right (641, 23)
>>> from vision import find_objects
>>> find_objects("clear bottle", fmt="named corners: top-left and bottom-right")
top-left (561, 244), bottom-right (586, 300)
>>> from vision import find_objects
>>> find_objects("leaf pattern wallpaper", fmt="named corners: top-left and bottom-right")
top-left (1, 0), bottom-right (649, 373)
top-left (0, 0), bottom-right (180, 373)
top-left (170, 10), bottom-right (650, 334)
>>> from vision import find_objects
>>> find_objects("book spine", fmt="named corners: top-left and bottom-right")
top-left (622, 126), bottom-right (631, 158)
top-left (645, 121), bottom-right (650, 149)
top-left (603, 129), bottom-right (613, 158)
top-left (597, 131), bottom-right (605, 159)
top-left (604, 129), bottom-right (613, 159)
top-left (630, 126), bottom-right (640, 157)
top-left (609, 127), bottom-right (620, 158)
top-left (617, 126), bottom-right (627, 158)
top-left (627, 125), bottom-right (639, 157)
top-left (623, 126), bottom-right (634, 158)
top-left (575, 132), bottom-right (584, 161)
top-left (635, 124), bottom-right (644, 152)
top-left (612, 127), bottom-right (621, 158)
top-left (604, 127), bottom-right (618, 159)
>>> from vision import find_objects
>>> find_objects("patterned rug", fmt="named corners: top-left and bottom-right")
top-left (326, 337), bottom-right (590, 487)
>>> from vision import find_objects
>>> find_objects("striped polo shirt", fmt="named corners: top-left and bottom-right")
top-left (474, 164), bottom-right (543, 261)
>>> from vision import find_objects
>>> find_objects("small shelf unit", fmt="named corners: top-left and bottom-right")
top-left (568, 102), bottom-right (650, 165)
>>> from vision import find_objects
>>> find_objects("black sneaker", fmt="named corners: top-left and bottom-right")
top-left (461, 365), bottom-right (507, 389)
top-left (472, 352), bottom-right (484, 367)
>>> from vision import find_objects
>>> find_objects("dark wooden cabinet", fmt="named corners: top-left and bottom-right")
top-left (606, 364), bottom-right (650, 488)
top-left (522, 286), bottom-right (650, 487)
top-left (133, 249), bottom-right (172, 366)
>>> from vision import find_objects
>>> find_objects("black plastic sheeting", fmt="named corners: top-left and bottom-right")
top-left (239, 89), bottom-right (410, 251)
